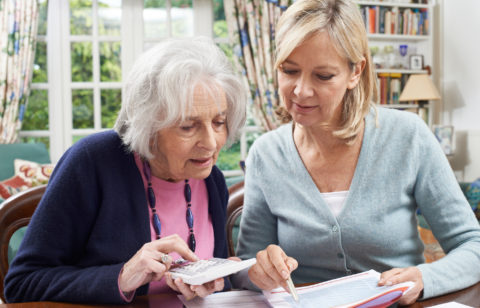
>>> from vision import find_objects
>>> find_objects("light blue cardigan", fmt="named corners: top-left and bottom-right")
top-left (232, 107), bottom-right (480, 299)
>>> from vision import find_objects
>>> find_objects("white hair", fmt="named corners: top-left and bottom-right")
top-left (114, 37), bottom-right (247, 159)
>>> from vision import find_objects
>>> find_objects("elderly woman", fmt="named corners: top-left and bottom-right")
top-left (5, 37), bottom-right (246, 304)
top-left (232, 0), bottom-right (480, 305)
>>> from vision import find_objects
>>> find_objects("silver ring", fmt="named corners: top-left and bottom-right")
top-left (160, 254), bottom-right (171, 264)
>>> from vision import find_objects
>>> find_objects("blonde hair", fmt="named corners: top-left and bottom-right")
top-left (275, 0), bottom-right (378, 142)
top-left (114, 37), bottom-right (247, 159)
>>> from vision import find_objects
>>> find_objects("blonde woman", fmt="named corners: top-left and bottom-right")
top-left (232, 0), bottom-right (480, 305)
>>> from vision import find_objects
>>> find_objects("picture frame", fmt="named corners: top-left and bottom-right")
top-left (409, 54), bottom-right (424, 70)
top-left (433, 125), bottom-right (454, 155)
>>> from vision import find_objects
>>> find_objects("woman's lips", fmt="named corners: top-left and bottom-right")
top-left (190, 157), bottom-right (213, 167)
top-left (293, 103), bottom-right (317, 113)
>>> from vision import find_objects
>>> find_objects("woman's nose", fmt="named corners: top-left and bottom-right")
top-left (293, 75), bottom-right (314, 98)
top-left (198, 126), bottom-right (217, 151)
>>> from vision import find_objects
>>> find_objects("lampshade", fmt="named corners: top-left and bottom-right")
top-left (399, 74), bottom-right (441, 102)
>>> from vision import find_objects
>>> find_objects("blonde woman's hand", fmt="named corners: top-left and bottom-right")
top-left (118, 234), bottom-right (198, 293)
top-left (378, 266), bottom-right (424, 305)
top-left (248, 244), bottom-right (298, 292)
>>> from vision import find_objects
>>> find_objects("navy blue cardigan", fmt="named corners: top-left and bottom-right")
top-left (4, 131), bottom-right (229, 304)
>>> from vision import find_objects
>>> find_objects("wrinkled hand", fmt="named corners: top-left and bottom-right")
top-left (165, 274), bottom-right (224, 300)
top-left (248, 244), bottom-right (298, 292)
top-left (165, 256), bottom-right (239, 300)
top-left (119, 234), bottom-right (198, 293)
top-left (378, 267), bottom-right (424, 305)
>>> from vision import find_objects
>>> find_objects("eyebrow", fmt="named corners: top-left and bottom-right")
top-left (185, 111), bottom-right (227, 121)
top-left (283, 59), bottom-right (339, 71)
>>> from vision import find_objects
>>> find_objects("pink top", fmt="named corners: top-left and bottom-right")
top-left (119, 154), bottom-right (215, 301)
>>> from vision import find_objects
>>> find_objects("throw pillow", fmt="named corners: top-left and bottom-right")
top-left (465, 178), bottom-right (480, 220)
top-left (14, 158), bottom-right (54, 186)
top-left (0, 175), bottom-right (32, 200)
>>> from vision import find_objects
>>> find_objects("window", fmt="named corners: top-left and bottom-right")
top-left (19, 0), bottom-right (49, 148)
top-left (20, 0), bottom-right (256, 178)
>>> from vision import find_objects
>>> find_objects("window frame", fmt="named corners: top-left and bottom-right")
top-left (20, 0), bottom-right (254, 178)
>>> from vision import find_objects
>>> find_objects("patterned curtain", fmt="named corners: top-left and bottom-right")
top-left (0, 0), bottom-right (39, 143)
top-left (224, 0), bottom-right (292, 132)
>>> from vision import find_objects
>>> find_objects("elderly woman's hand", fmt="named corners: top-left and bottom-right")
top-left (378, 266), bottom-right (424, 305)
top-left (248, 244), bottom-right (298, 291)
top-left (165, 274), bottom-right (224, 300)
top-left (164, 256), bottom-right (240, 300)
top-left (118, 234), bottom-right (198, 293)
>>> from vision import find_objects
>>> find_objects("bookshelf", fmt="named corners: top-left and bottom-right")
top-left (357, 0), bottom-right (435, 126)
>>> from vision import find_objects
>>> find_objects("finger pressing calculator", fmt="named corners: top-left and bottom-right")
top-left (168, 257), bottom-right (256, 285)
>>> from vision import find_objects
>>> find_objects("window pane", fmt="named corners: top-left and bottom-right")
top-left (98, 0), bottom-right (121, 36)
top-left (71, 42), bottom-right (93, 82)
top-left (32, 41), bottom-right (48, 83)
top-left (144, 0), bottom-right (166, 6)
top-left (213, 0), bottom-right (226, 39)
top-left (217, 141), bottom-right (241, 171)
top-left (144, 2), bottom-right (168, 39)
top-left (37, 0), bottom-right (48, 36)
top-left (72, 89), bottom-right (94, 129)
top-left (70, 0), bottom-right (93, 35)
top-left (72, 135), bottom-right (88, 144)
top-left (19, 137), bottom-right (50, 152)
top-left (101, 89), bottom-right (121, 128)
top-left (22, 90), bottom-right (49, 130)
top-left (171, 1), bottom-right (193, 37)
top-left (100, 42), bottom-right (121, 82)
top-left (213, 1), bottom-right (233, 65)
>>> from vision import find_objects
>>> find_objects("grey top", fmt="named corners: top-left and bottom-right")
top-left (232, 107), bottom-right (480, 299)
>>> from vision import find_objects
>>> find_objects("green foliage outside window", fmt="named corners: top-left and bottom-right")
top-left (23, 0), bottom-right (252, 173)
top-left (72, 89), bottom-right (94, 129)
top-left (22, 90), bottom-right (48, 131)
top-left (101, 89), bottom-right (121, 128)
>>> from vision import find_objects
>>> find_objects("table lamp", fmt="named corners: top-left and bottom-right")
top-left (398, 74), bottom-right (441, 122)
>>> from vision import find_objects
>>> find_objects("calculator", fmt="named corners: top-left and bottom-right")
top-left (168, 257), bottom-right (256, 285)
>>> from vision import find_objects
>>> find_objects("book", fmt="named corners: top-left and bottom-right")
top-left (263, 269), bottom-right (414, 308)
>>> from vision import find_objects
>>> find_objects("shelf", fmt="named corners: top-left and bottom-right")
top-left (357, 1), bottom-right (429, 9)
top-left (376, 69), bottom-right (428, 74)
top-left (367, 34), bottom-right (429, 41)
top-left (377, 104), bottom-right (431, 109)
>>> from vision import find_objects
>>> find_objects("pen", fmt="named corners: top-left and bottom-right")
top-left (286, 275), bottom-right (299, 302)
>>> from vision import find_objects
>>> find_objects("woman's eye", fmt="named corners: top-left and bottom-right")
top-left (317, 74), bottom-right (334, 81)
top-left (281, 67), bottom-right (297, 75)
top-left (214, 120), bottom-right (226, 127)
top-left (180, 125), bottom-right (194, 131)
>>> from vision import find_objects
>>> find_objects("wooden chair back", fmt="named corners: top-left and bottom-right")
top-left (0, 185), bottom-right (46, 303)
top-left (226, 182), bottom-right (244, 257)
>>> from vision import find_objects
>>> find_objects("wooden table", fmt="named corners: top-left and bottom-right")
top-left (1, 282), bottom-right (479, 307)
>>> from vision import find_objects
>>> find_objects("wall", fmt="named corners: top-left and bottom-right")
top-left (441, 0), bottom-right (480, 182)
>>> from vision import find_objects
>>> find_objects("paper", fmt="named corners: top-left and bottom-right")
top-left (178, 290), bottom-right (270, 308)
top-left (263, 270), bottom-right (414, 308)
top-left (428, 303), bottom-right (474, 308)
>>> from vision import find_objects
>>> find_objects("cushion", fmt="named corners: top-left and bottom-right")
top-left (0, 142), bottom-right (50, 181)
top-left (14, 159), bottom-right (54, 186)
top-left (464, 178), bottom-right (480, 220)
top-left (0, 175), bottom-right (31, 200)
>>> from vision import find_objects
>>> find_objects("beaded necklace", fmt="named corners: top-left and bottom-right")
top-left (142, 160), bottom-right (196, 252)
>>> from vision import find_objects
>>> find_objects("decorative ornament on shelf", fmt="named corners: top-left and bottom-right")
top-left (399, 44), bottom-right (408, 69)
